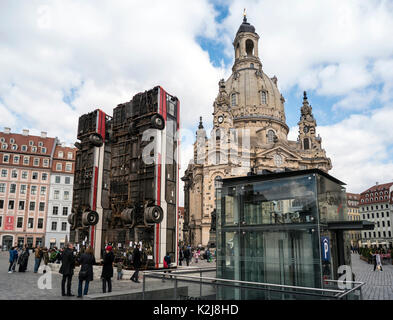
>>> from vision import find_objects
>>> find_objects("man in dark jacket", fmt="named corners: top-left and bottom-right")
top-left (77, 246), bottom-right (96, 297)
top-left (101, 245), bottom-right (114, 293)
top-left (59, 242), bottom-right (76, 296)
top-left (130, 244), bottom-right (141, 283)
top-left (183, 246), bottom-right (191, 266)
top-left (8, 247), bottom-right (18, 273)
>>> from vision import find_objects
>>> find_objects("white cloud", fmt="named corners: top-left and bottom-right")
top-left (288, 106), bottom-right (393, 193)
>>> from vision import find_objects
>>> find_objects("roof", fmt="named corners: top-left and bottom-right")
top-left (220, 168), bottom-right (346, 186)
top-left (360, 182), bottom-right (393, 194)
top-left (237, 17), bottom-right (256, 34)
top-left (359, 182), bottom-right (393, 205)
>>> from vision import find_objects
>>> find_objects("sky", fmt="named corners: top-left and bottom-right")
top-left (1, 0), bottom-right (393, 205)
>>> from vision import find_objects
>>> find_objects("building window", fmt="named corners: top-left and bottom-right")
top-left (61, 222), bottom-right (67, 231)
top-left (231, 93), bottom-right (237, 106)
top-left (67, 152), bottom-right (73, 160)
top-left (28, 218), bottom-right (34, 228)
top-left (17, 217), bottom-right (23, 228)
top-left (10, 184), bottom-right (16, 193)
top-left (32, 172), bottom-right (38, 180)
top-left (62, 207), bottom-right (68, 216)
top-left (2, 143), bottom-right (8, 150)
top-left (43, 159), bottom-right (49, 167)
top-left (65, 163), bottom-right (72, 172)
top-left (0, 199), bottom-right (3, 209)
top-left (8, 200), bottom-right (15, 209)
top-left (29, 141), bottom-right (33, 146)
top-left (3, 154), bottom-right (9, 163)
top-left (29, 202), bottom-right (35, 211)
top-left (18, 201), bottom-right (24, 210)
top-left (65, 177), bottom-right (71, 184)
top-left (33, 158), bottom-right (39, 166)
top-left (1, 169), bottom-right (7, 177)
top-left (39, 202), bottom-right (45, 211)
top-left (22, 171), bottom-right (28, 179)
top-left (32, 146), bottom-right (37, 153)
top-left (58, 151), bottom-right (63, 158)
top-left (304, 138), bottom-right (310, 150)
top-left (53, 206), bottom-right (58, 215)
top-left (20, 185), bottom-right (27, 194)
top-left (40, 186), bottom-right (46, 195)
top-left (51, 221), bottom-right (57, 231)
top-left (23, 156), bottom-right (29, 165)
top-left (267, 130), bottom-right (275, 143)
top-left (11, 170), bottom-right (17, 178)
top-left (21, 145), bottom-right (27, 151)
top-left (31, 186), bottom-right (37, 195)
top-left (13, 155), bottom-right (20, 164)
top-left (41, 147), bottom-right (46, 154)
top-left (37, 218), bottom-right (43, 229)
top-left (42, 173), bottom-right (48, 181)
top-left (56, 163), bottom-right (62, 171)
top-left (55, 176), bottom-right (61, 183)
top-left (0, 216), bottom-right (2, 227)
top-left (261, 91), bottom-right (267, 104)
top-left (54, 190), bottom-right (60, 200)
top-left (0, 183), bottom-right (5, 193)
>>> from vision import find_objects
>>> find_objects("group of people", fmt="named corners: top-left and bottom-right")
top-left (372, 251), bottom-right (384, 272)
top-left (7, 246), bottom-right (29, 273)
top-left (58, 242), bottom-right (143, 298)
top-left (178, 246), bottom-right (216, 266)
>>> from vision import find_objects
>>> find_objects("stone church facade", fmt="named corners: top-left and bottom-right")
top-left (182, 15), bottom-right (332, 247)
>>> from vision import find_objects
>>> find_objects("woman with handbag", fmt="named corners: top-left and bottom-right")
top-left (77, 246), bottom-right (96, 298)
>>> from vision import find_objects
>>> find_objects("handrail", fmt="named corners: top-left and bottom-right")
top-left (143, 271), bottom-right (346, 294)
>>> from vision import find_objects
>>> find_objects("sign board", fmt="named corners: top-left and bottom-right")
top-left (4, 216), bottom-right (14, 231)
top-left (321, 237), bottom-right (330, 262)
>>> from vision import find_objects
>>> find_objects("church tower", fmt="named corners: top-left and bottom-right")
top-left (183, 13), bottom-right (332, 247)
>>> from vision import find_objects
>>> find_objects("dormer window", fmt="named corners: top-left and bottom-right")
top-left (29, 141), bottom-right (34, 146)
top-left (21, 145), bottom-right (27, 152)
top-left (31, 146), bottom-right (37, 152)
top-left (38, 142), bottom-right (43, 147)
top-left (11, 144), bottom-right (17, 150)
top-left (10, 138), bottom-right (15, 144)
top-left (58, 151), bottom-right (64, 158)
top-left (261, 91), bottom-right (267, 105)
top-left (2, 143), bottom-right (7, 149)
top-left (231, 93), bottom-right (237, 107)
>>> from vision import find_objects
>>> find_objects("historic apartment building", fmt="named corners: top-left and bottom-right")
top-left (182, 15), bottom-right (332, 247)
top-left (346, 193), bottom-right (361, 247)
top-left (0, 128), bottom-right (56, 250)
top-left (45, 144), bottom-right (76, 249)
top-left (359, 182), bottom-right (393, 248)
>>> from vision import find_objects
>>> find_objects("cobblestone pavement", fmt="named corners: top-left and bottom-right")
top-left (0, 251), bottom-right (213, 300)
top-left (2, 251), bottom-right (392, 300)
top-left (351, 253), bottom-right (393, 300)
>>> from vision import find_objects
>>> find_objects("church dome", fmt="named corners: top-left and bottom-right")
top-left (237, 17), bottom-right (256, 34)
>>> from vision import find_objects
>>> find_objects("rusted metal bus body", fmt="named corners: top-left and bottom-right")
top-left (69, 86), bottom-right (180, 268)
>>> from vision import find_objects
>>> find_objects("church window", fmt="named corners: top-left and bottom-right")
top-left (267, 130), bottom-right (275, 143)
top-left (246, 39), bottom-right (254, 56)
top-left (231, 93), bottom-right (237, 106)
top-left (216, 129), bottom-right (221, 141)
top-left (261, 91), bottom-right (267, 104)
top-left (214, 176), bottom-right (222, 189)
top-left (250, 63), bottom-right (254, 68)
top-left (304, 138), bottom-right (310, 150)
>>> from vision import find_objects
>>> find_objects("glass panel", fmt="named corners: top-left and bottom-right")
top-left (317, 175), bottom-right (348, 223)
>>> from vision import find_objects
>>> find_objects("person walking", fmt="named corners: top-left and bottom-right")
top-left (130, 244), bottom-right (141, 283)
top-left (101, 245), bottom-right (114, 293)
top-left (8, 247), bottom-right (18, 273)
top-left (77, 246), bottom-right (96, 298)
top-left (372, 251), bottom-right (378, 271)
top-left (162, 252), bottom-right (171, 281)
top-left (18, 245), bottom-right (30, 272)
top-left (184, 246), bottom-right (191, 266)
top-left (116, 259), bottom-right (124, 280)
top-left (179, 246), bottom-right (184, 266)
top-left (59, 242), bottom-right (76, 297)
top-left (33, 245), bottom-right (43, 273)
top-left (376, 251), bottom-right (383, 272)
